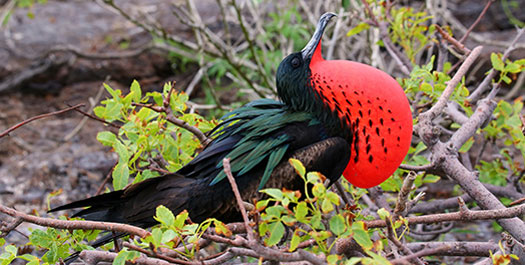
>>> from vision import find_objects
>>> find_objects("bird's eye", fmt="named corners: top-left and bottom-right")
top-left (291, 57), bottom-right (301, 68)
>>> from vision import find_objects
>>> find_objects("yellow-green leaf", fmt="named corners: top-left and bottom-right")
top-left (214, 220), bottom-right (232, 237)
top-left (130, 80), bottom-right (142, 103)
top-left (112, 162), bottom-right (129, 190)
top-left (289, 158), bottom-right (305, 178)
top-left (155, 205), bottom-right (175, 227)
top-left (329, 214), bottom-right (346, 236)
top-left (352, 221), bottom-right (373, 250)
top-left (265, 221), bottom-right (285, 246)
top-left (491, 53), bottom-right (504, 71)
top-left (289, 230), bottom-right (301, 252)
top-left (347, 22), bottom-right (370, 37)
top-left (96, 131), bottom-right (116, 146)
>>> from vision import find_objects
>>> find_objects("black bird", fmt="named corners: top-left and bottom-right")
top-left (50, 12), bottom-right (412, 258)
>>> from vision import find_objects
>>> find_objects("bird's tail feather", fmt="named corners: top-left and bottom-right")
top-left (48, 190), bottom-right (125, 213)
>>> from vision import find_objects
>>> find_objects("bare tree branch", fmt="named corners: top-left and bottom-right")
top-left (0, 204), bottom-right (150, 238)
top-left (365, 202), bottom-right (525, 228)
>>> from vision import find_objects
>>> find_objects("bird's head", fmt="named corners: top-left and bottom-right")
top-left (276, 12), bottom-right (413, 188)
top-left (276, 12), bottom-right (336, 112)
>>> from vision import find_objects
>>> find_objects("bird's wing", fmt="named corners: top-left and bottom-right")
top-left (177, 99), bottom-right (320, 190)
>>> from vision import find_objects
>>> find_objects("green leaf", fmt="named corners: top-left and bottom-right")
top-left (26, 259), bottom-right (40, 265)
top-left (174, 210), bottom-right (189, 228)
top-left (419, 82), bottom-right (433, 93)
top-left (0, 245), bottom-right (15, 265)
top-left (306, 172), bottom-right (323, 184)
top-left (266, 205), bottom-right (284, 218)
top-left (256, 199), bottom-right (270, 211)
top-left (327, 254), bottom-right (341, 264)
top-left (130, 80), bottom-right (142, 103)
top-left (17, 254), bottom-right (39, 263)
top-left (262, 188), bottom-right (284, 201)
top-left (459, 137), bottom-right (475, 153)
top-left (329, 214), bottom-right (346, 236)
top-left (265, 221), bottom-right (285, 246)
top-left (96, 131), bottom-right (116, 146)
top-left (214, 220), bottom-right (232, 237)
top-left (502, 75), bottom-right (512, 84)
top-left (183, 223), bottom-right (199, 235)
top-left (412, 141), bottom-right (427, 155)
top-left (352, 221), bottom-right (373, 250)
top-left (112, 161), bottom-right (129, 190)
top-left (113, 141), bottom-right (130, 161)
top-left (102, 101), bottom-right (124, 122)
top-left (294, 202), bottom-right (308, 221)
top-left (4, 245), bottom-right (16, 255)
top-left (151, 228), bottom-right (163, 246)
top-left (289, 230), bottom-right (301, 252)
top-left (326, 192), bottom-right (340, 205)
top-left (321, 198), bottom-right (334, 213)
top-left (377, 208), bottom-right (390, 220)
top-left (281, 215), bottom-right (296, 226)
top-left (29, 229), bottom-right (53, 248)
top-left (312, 183), bottom-right (326, 198)
top-left (113, 250), bottom-right (139, 265)
top-left (347, 22), bottom-right (370, 36)
top-left (289, 158), bottom-right (305, 178)
top-left (491, 53), bottom-right (504, 71)
top-left (161, 230), bottom-right (177, 244)
top-left (310, 213), bottom-right (323, 229)
top-left (104, 83), bottom-right (120, 100)
top-left (365, 250), bottom-right (392, 265)
top-left (500, 101), bottom-right (513, 116)
top-left (93, 106), bottom-right (105, 118)
top-left (505, 62), bottom-right (521, 73)
top-left (345, 257), bottom-right (364, 265)
top-left (155, 205), bottom-right (175, 227)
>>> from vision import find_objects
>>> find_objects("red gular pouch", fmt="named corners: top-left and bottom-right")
top-left (308, 42), bottom-right (413, 188)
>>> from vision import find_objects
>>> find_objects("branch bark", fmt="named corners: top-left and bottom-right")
top-left (365, 201), bottom-right (525, 228)
top-left (0, 204), bottom-right (150, 238)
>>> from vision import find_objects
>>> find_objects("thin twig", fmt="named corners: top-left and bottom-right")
top-left (0, 217), bottom-right (23, 238)
top-left (0, 104), bottom-right (85, 138)
top-left (385, 217), bottom-right (425, 265)
top-left (132, 102), bottom-right (211, 146)
top-left (468, 27), bottom-right (525, 102)
top-left (222, 158), bottom-right (254, 242)
top-left (422, 46), bottom-right (482, 121)
top-left (123, 242), bottom-right (192, 265)
top-left (391, 245), bottom-right (451, 264)
top-left (378, 22), bottom-right (412, 75)
top-left (231, 0), bottom-right (274, 92)
top-left (71, 105), bottom-right (121, 129)
top-left (95, 162), bottom-right (117, 196)
top-left (394, 172), bottom-right (417, 218)
top-left (458, 0), bottom-right (495, 44)
top-left (435, 24), bottom-right (471, 54)
top-left (65, 77), bottom-right (110, 141)
top-left (334, 180), bottom-right (353, 206)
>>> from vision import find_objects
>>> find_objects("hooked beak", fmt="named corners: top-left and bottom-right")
top-left (301, 12), bottom-right (337, 61)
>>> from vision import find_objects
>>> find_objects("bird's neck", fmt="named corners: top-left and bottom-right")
top-left (282, 72), bottom-right (354, 143)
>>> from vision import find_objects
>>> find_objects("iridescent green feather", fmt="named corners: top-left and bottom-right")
top-left (208, 99), bottom-right (315, 189)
